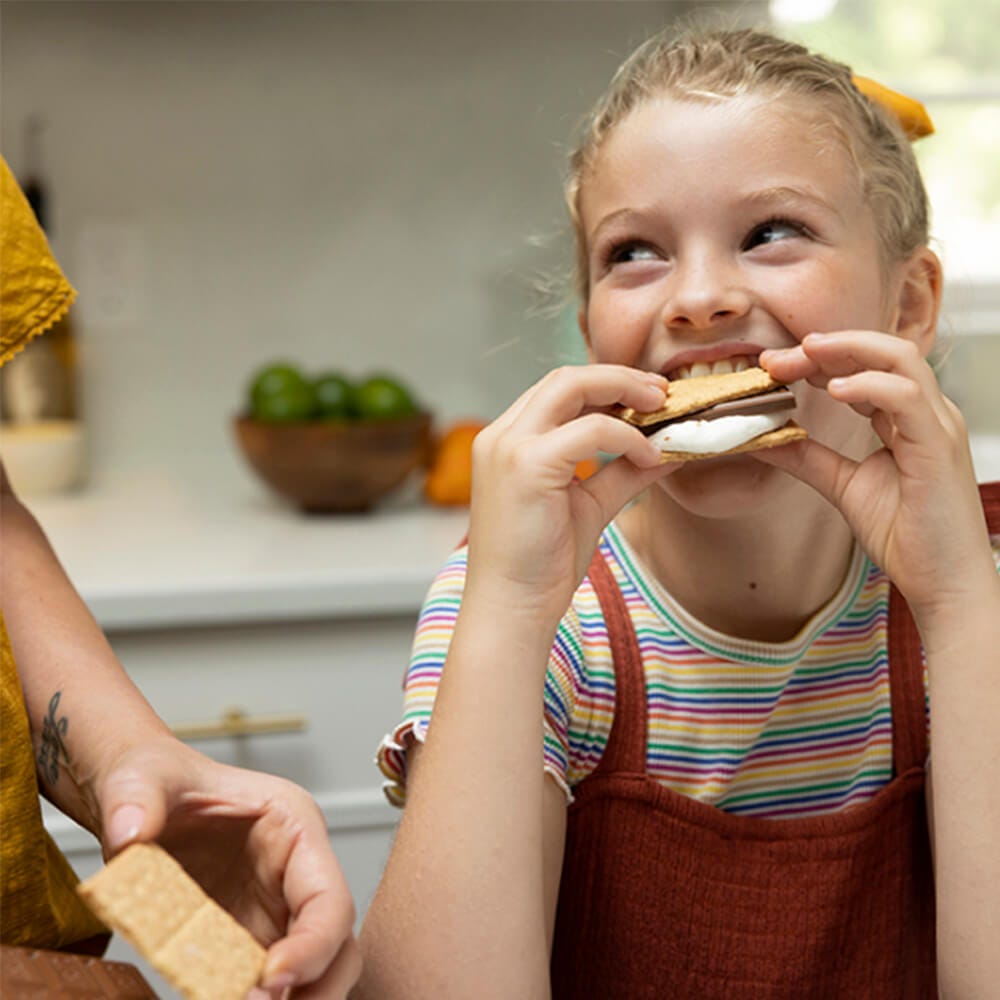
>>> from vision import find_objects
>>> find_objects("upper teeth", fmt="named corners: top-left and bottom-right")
top-left (671, 357), bottom-right (754, 380)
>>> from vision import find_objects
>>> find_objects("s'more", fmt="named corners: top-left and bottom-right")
top-left (617, 366), bottom-right (808, 461)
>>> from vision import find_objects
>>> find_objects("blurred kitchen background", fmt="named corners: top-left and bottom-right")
top-left (3, 0), bottom-right (999, 488)
top-left (2, 0), bottom-right (999, 989)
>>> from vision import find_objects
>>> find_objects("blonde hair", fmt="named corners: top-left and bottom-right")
top-left (566, 28), bottom-right (930, 300)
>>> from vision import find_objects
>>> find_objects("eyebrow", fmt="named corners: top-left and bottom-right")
top-left (588, 207), bottom-right (645, 245)
top-left (741, 185), bottom-right (843, 219)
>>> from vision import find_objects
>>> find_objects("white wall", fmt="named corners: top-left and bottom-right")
top-left (1, 0), bottom-right (768, 486)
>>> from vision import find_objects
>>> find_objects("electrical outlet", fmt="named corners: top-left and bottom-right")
top-left (75, 223), bottom-right (147, 331)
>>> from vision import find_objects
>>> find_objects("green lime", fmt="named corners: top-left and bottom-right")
top-left (313, 372), bottom-right (357, 421)
top-left (354, 374), bottom-right (418, 420)
top-left (248, 363), bottom-right (317, 422)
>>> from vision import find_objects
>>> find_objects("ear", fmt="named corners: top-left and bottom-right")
top-left (889, 246), bottom-right (942, 358)
top-left (577, 306), bottom-right (596, 363)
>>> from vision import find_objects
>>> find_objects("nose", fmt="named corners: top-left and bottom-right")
top-left (661, 250), bottom-right (751, 331)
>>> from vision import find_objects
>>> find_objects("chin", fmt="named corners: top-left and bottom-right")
top-left (652, 452), bottom-right (793, 520)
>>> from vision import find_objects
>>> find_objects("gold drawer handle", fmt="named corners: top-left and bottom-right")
top-left (171, 708), bottom-right (307, 741)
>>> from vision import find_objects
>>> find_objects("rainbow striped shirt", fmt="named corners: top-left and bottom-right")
top-left (378, 522), bottom-right (999, 819)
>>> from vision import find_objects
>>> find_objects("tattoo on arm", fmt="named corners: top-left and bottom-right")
top-left (38, 691), bottom-right (69, 786)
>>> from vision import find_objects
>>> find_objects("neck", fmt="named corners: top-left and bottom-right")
top-left (619, 473), bottom-right (856, 643)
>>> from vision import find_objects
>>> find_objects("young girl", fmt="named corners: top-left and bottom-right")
top-left (357, 28), bottom-right (1000, 999)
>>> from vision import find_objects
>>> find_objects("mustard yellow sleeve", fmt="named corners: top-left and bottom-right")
top-left (0, 155), bottom-right (76, 368)
top-left (0, 613), bottom-right (108, 952)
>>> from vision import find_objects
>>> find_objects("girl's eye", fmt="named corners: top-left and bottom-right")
top-left (606, 241), bottom-right (660, 266)
top-left (742, 218), bottom-right (807, 250)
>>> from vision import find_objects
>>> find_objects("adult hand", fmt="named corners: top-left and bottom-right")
top-left (96, 737), bottom-right (360, 999)
top-left (760, 332), bottom-right (995, 631)
top-left (467, 364), bottom-right (671, 626)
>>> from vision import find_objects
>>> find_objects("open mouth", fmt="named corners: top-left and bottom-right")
top-left (668, 355), bottom-right (760, 381)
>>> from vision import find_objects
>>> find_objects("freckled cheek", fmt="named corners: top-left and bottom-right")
top-left (775, 290), bottom-right (846, 341)
top-left (586, 297), bottom-right (655, 365)
top-left (796, 264), bottom-right (885, 334)
top-left (766, 264), bottom-right (866, 339)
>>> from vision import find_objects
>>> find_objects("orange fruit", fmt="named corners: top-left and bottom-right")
top-left (424, 421), bottom-right (486, 506)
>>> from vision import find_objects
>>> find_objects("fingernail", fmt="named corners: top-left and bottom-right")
top-left (261, 969), bottom-right (296, 991)
top-left (107, 804), bottom-right (145, 848)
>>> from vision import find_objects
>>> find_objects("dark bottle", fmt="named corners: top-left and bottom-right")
top-left (0, 115), bottom-right (87, 493)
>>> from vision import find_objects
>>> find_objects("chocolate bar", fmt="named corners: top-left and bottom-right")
top-left (682, 386), bottom-right (797, 423)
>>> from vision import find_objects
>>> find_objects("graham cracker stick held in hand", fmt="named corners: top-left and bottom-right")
top-left (77, 843), bottom-right (266, 1000)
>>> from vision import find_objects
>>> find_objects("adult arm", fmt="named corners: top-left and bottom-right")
top-left (0, 462), bottom-right (170, 830)
top-left (0, 463), bottom-right (360, 996)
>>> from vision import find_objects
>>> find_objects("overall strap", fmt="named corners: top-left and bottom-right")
top-left (887, 584), bottom-right (926, 775)
top-left (888, 481), bottom-right (1000, 775)
top-left (981, 480), bottom-right (1000, 531)
top-left (586, 543), bottom-right (648, 776)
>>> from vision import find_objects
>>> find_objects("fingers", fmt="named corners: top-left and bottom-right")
top-left (826, 370), bottom-right (944, 450)
top-left (494, 364), bottom-right (666, 437)
top-left (261, 888), bottom-right (356, 992)
top-left (581, 453), bottom-right (679, 521)
top-left (283, 937), bottom-right (362, 1000)
top-left (752, 437), bottom-right (860, 511)
top-left (257, 790), bottom-right (356, 991)
top-left (763, 331), bottom-right (938, 398)
top-left (520, 411), bottom-right (663, 478)
top-left (473, 366), bottom-right (669, 507)
top-left (98, 746), bottom-right (180, 852)
top-left (481, 366), bottom-right (667, 475)
top-left (762, 332), bottom-right (958, 452)
top-left (100, 749), bottom-right (358, 997)
top-left (99, 740), bottom-right (266, 854)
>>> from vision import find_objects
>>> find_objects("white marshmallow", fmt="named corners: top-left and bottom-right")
top-left (648, 411), bottom-right (790, 455)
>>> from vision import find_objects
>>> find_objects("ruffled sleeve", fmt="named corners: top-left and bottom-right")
top-left (376, 544), bottom-right (469, 806)
top-left (375, 544), bottom-right (592, 806)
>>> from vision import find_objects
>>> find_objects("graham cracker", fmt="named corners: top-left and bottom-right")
top-left (77, 844), bottom-right (267, 1000)
top-left (657, 422), bottom-right (808, 463)
top-left (619, 366), bottom-right (782, 427)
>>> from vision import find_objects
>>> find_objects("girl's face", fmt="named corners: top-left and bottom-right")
top-left (578, 93), bottom-right (905, 514)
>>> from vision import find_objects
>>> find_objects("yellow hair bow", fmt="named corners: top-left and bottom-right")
top-left (852, 75), bottom-right (934, 140)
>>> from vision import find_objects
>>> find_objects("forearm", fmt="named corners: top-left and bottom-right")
top-left (357, 594), bottom-right (557, 1000)
top-left (921, 572), bottom-right (1000, 998)
top-left (0, 484), bottom-right (171, 834)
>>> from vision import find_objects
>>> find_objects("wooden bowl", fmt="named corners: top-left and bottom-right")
top-left (233, 411), bottom-right (433, 513)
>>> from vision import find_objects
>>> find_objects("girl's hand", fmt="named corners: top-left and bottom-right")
top-left (760, 332), bottom-right (995, 629)
top-left (466, 364), bottom-right (671, 626)
top-left (97, 738), bottom-right (360, 999)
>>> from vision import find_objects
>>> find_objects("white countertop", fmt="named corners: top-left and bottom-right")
top-left (23, 434), bottom-right (1000, 632)
top-left (26, 470), bottom-right (469, 630)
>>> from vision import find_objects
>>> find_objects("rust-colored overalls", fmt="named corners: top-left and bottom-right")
top-left (551, 483), bottom-right (1000, 999)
